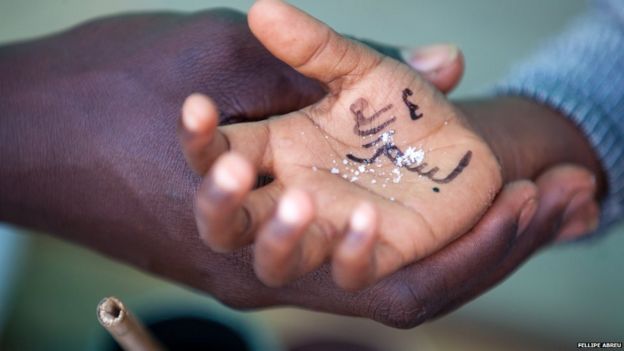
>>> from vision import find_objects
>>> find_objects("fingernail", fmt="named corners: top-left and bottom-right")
top-left (182, 94), bottom-right (215, 133)
top-left (277, 190), bottom-right (309, 225)
top-left (350, 203), bottom-right (375, 232)
top-left (345, 203), bottom-right (375, 248)
top-left (401, 44), bottom-right (458, 72)
top-left (207, 154), bottom-right (250, 202)
top-left (517, 197), bottom-right (537, 235)
top-left (183, 111), bottom-right (205, 133)
top-left (213, 160), bottom-right (242, 192)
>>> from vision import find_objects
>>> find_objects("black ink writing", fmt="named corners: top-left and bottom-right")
top-left (402, 88), bottom-right (423, 120)
top-left (350, 98), bottom-right (395, 136)
top-left (405, 151), bottom-right (472, 184)
top-left (348, 145), bottom-right (472, 184)
top-left (347, 142), bottom-right (399, 164)
top-left (345, 90), bottom-right (470, 185)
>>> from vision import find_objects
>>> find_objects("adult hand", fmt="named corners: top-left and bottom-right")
top-left (369, 164), bottom-right (599, 327)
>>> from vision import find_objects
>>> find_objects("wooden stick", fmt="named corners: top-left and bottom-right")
top-left (96, 296), bottom-right (165, 351)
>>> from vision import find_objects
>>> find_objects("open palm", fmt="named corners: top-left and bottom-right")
top-left (180, 0), bottom-right (501, 290)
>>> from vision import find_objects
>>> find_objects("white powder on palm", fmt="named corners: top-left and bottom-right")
top-left (392, 167), bottom-right (403, 183)
top-left (395, 146), bottom-right (425, 167)
top-left (330, 130), bottom-right (426, 187)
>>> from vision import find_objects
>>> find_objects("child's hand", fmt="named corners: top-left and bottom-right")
top-left (180, 0), bottom-right (502, 290)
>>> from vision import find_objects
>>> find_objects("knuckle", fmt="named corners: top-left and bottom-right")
top-left (368, 281), bottom-right (431, 329)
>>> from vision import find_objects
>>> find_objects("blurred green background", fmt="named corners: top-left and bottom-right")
top-left (0, 0), bottom-right (622, 350)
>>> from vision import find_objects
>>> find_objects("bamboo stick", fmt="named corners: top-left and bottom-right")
top-left (96, 296), bottom-right (165, 351)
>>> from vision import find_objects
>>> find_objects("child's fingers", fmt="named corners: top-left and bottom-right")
top-left (248, 0), bottom-right (382, 93)
top-left (179, 93), bottom-right (272, 175)
top-left (253, 189), bottom-right (321, 287)
top-left (179, 93), bottom-right (222, 175)
top-left (371, 204), bottom-right (443, 283)
top-left (195, 152), bottom-right (279, 252)
top-left (332, 202), bottom-right (379, 291)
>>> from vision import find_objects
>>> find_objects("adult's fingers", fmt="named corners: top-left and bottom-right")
top-left (179, 93), bottom-right (272, 175)
top-left (366, 179), bottom-right (538, 328)
top-left (430, 165), bottom-right (597, 320)
top-left (400, 44), bottom-right (464, 94)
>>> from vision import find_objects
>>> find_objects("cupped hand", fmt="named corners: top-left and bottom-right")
top-left (175, 2), bottom-right (602, 328)
top-left (1, 2), bottom-right (473, 329)
top-left (181, 0), bottom-right (502, 290)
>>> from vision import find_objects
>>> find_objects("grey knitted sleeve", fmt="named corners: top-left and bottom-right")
top-left (497, 0), bottom-right (624, 231)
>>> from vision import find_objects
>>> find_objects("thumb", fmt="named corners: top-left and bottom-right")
top-left (248, 0), bottom-right (383, 93)
top-left (401, 44), bottom-right (464, 94)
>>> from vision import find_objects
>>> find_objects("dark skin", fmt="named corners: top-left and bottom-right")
top-left (0, 8), bottom-right (604, 328)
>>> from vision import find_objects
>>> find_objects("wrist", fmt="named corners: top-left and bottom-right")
top-left (456, 96), bottom-right (606, 196)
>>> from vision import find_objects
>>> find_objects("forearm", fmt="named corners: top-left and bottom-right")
top-left (458, 96), bottom-right (606, 197)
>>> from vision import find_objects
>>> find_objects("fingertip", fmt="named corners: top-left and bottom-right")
top-left (350, 201), bottom-right (377, 233)
top-left (347, 203), bottom-right (378, 255)
top-left (276, 188), bottom-right (315, 226)
top-left (431, 48), bottom-right (464, 94)
top-left (248, 0), bottom-right (284, 37)
top-left (182, 93), bottom-right (219, 134)
top-left (535, 164), bottom-right (596, 193)
top-left (401, 44), bottom-right (464, 93)
top-left (401, 44), bottom-right (458, 71)
top-left (211, 152), bottom-right (256, 194)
